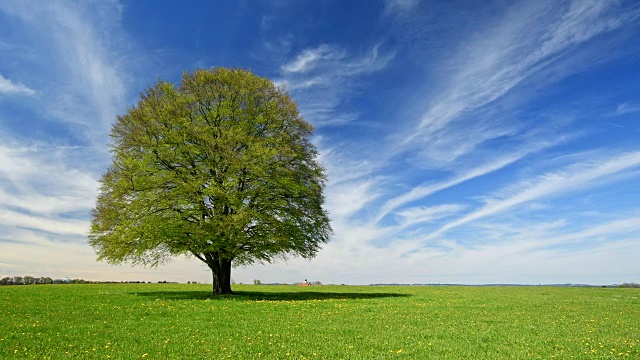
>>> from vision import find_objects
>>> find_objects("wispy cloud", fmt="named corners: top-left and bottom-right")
top-left (0, 1), bottom-right (129, 276)
top-left (0, 144), bottom-right (98, 235)
top-left (459, 214), bottom-right (640, 272)
top-left (325, 177), bottom-right (385, 220)
top-left (375, 135), bottom-right (568, 223)
top-left (315, 141), bottom-right (379, 185)
top-left (281, 44), bottom-right (345, 73)
top-left (538, 216), bottom-right (640, 250)
top-left (0, 0), bottom-right (130, 142)
top-left (383, 0), bottom-right (418, 17)
top-left (430, 151), bottom-right (640, 238)
top-left (0, 145), bottom-right (98, 213)
top-left (0, 209), bottom-right (89, 236)
top-left (616, 102), bottom-right (640, 115)
top-left (399, 0), bottom-right (639, 165)
top-left (0, 74), bottom-right (35, 95)
top-left (277, 43), bottom-right (394, 126)
top-left (421, 1), bottom-right (632, 131)
top-left (396, 204), bottom-right (467, 228)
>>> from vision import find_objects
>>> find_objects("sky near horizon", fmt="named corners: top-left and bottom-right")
top-left (1, 0), bottom-right (639, 285)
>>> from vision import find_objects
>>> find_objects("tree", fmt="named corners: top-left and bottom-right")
top-left (90, 68), bottom-right (332, 295)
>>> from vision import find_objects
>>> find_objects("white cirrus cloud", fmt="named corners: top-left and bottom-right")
top-left (375, 135), bottom-right (568, 223)
top-left (281, 44), bottom-right (345, 73)
top-left (397, 0), bottom-right (639, 166)
top-left (383, 0), bottom-right (419, 16)
top-left (430, 151), bottom-right (640, 238)
top-left (0, 74), bottom-right (35, 95)
top-left (277, 43), bottom-right (395, 127)
top-left (418, 1), bottom-right (634, 133)
top-left (0, 208), bottom-right (89, 236)
top-left (616, 102), bottom-right (640, 115)
top-left (396, 204), bottom-right (467, 228)
top-left (0, 0), bottom-right (130, 142)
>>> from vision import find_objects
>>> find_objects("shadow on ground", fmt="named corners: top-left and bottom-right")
top-left (131, 290), bottom-right (411, 301)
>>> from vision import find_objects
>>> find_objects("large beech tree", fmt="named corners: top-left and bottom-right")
top-left (89, 68), bottom-right (332, 294)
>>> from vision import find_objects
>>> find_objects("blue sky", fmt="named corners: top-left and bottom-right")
top-left (1, 0), bottom-right (639, 285)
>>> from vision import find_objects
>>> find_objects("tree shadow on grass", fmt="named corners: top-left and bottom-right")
top-left (131, 290), bottom-right (411, 302)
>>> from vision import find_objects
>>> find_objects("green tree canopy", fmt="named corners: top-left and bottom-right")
top-left (89, 68), bottom-right (332, 294)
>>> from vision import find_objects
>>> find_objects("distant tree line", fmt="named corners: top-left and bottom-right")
top-left (0, 276), bottom-right (179, 286)
top-left (1, 276), bottom-right (58, 285)
top-left (619, 282), bottom-right (640, 288)
top-left (253, 279), bottom-right (322, 286)
top-left (1, 276), bottom-right (327, 286)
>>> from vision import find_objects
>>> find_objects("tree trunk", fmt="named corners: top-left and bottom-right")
top-left (208, 255), bottom-right (233, 295)
top-left (219, 258), bottom-right (233, 294)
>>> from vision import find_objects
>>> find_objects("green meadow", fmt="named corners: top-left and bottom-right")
top-left (1, 284), bottom-right (638, 359)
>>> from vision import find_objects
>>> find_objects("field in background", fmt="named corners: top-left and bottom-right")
top-left (1, 284), bottom-right (638, 359)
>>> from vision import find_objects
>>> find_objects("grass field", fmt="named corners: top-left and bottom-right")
top-left (1, 284), bottom-right (638, 359)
